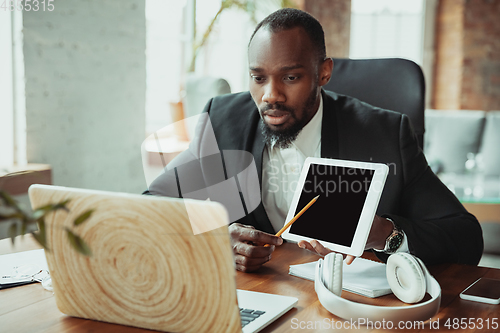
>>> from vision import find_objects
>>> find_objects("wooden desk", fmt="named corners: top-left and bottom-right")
top-left (1, 237), bottom-right (499, 333)
top-left (464, 202), bottom-right (500, 224)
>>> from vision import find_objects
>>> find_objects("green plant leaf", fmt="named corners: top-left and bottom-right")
top-left (34, 199), bottom-right (71, 215)
top-left (32, 199), bottom-right (71, 222)
top-left (1, 190), bottom-right (94, 256)
top-left (0, 212), bottom-right (24, 221)
top-left (281, 0), bottom-right (298, 9)
top-left (65, 229), bottom-right (92, 256)
top-left (8, 223), bottom-right (18, 244)
top-left (73, 209), bottom-right (94, 226)
top-left (52, 199), bottom-right (71, 211)
top-left (38, 218), bottom-right (46, 238)
top-left (0, 191), bottom-right (21, 210)
top-left (31, 218), bottom-right (49, 251)
top-left (31, 232), bottom-right (49, 250)
top-left (20, 219), bottom-right (27, 237)
top-left (32, 209), bottom-right (46, 220)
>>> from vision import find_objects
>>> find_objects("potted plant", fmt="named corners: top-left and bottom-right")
top-left (0, 171), bottom-right (93, 256)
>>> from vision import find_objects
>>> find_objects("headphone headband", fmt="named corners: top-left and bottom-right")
top-left (315, 252), bottom-right (441, 323)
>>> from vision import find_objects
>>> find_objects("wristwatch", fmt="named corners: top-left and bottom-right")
top-left (375, 218), bottom-right (404, 254)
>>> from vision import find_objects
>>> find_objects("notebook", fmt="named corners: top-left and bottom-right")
top-left (28, 184), bottom-right (297, 333)
top-left (289, 258), bottom-right (392, 298)
top-left (0, 249), bottom-right (48, 289)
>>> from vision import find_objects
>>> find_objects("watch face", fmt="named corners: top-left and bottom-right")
top-left (388, 234), bottom-right (404, 253)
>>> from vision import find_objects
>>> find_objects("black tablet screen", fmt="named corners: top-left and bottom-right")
top-left (289, 164), bottom-right (374, 247)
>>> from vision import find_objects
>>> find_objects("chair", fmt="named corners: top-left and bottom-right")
top-left (182, 74), bottom-right (231, 140)
top-left (183, 74), bottom-right (231, 119)
top-left (323, 58), bottom-right (425, 149)
top-left (424, 110), bottom-right (486, 174)
top-left (476, 112), bottom-right (500, 268)
top-left (479, 111), bottom-right (500, 177)
top-left (479, 222), bottom-right (500, 269)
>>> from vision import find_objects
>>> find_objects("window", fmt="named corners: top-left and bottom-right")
top-left (145, 0), bottom-right (186, 135)
top-left (0, 10), bottom-right (26, 168)
top-left (0, 11), bottom-right (14, 167)
top-left (145, 0), bottom-right (281, 135)
top-left (350, 0), bottom-right (437, 107)
top-left (350, 0), bottom-right (425, 64)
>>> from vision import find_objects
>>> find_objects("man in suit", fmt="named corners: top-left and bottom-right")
top-left (147, 8), bottom-right (483, 272)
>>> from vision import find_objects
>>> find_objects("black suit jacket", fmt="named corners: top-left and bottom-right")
top-left (148, 90), bottom-right (483, 265)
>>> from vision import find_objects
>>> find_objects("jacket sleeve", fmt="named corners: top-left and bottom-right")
top-left (380, 115), bottom-right (484, 265)
top-left (146, 99), bottom-right (218, 198)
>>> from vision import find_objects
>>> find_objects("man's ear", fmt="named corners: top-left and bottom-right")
top-left (318, 57), bottom-right (334, 87)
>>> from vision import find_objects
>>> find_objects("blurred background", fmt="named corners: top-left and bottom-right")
top-left (1, 0), bottom-right (500, 264)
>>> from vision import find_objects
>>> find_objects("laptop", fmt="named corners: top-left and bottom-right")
top-left (28, 185), bottom-right (297, 333)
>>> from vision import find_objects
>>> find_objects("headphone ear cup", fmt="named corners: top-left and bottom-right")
top-left (322, 253), bottom-right (343, 296)
top-left (386, 253), bottom-right (426, 304)
top-left (322, 254), bottom-right (332, 290)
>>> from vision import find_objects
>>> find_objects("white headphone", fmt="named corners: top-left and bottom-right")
top-left (315, 252), bottom-right (441, 323)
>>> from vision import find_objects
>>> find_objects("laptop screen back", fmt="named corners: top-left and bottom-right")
top-left (29, 185), bottom-right (241, 333)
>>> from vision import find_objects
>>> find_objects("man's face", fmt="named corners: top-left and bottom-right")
top-left (248, 27), bottom-right (332, 147)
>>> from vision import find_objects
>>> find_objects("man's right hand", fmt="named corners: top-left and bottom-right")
top-left (229, 223), bottom-right (283, 272)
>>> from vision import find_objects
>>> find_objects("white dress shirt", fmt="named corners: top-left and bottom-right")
top-left (262, 97), bottom-right (323, 233)
top-left (260, 95), bottom-right (409, 254)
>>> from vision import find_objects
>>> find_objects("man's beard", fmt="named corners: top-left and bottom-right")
top-left (259, 88), bottom-right (318, 149)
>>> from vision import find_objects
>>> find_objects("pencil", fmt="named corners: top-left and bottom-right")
top-left (265, 195), bottom-right (320, 247)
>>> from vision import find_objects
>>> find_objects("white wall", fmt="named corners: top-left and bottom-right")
top-left (23, 0), bottom-right (146, 193)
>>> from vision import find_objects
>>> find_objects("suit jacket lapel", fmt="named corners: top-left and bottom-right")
top-left (321, 90), bottom-right (340, 159)
top-left (252, 119), bottom-right (266, 185)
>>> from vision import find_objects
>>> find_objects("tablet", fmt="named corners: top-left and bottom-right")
top-left (281, 158), bottom-right (389, 257)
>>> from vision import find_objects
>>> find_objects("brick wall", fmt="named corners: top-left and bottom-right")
top-left (301, 0), bottom-right (351, 58)
top-left (462, 0), bottom-right (500, 110)
top-left (433, 0), bottom-right (500, 111)
top-left (432, 0), bottom-right (464, 110)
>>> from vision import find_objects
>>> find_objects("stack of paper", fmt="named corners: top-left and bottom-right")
top-left (0, 249), bottom-right (48, 289)
top-left (289, 258), bottom-right (391, 298)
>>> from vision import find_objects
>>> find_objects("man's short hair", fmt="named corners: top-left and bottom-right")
top-left (249, 8), bottom-right (326, 62)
